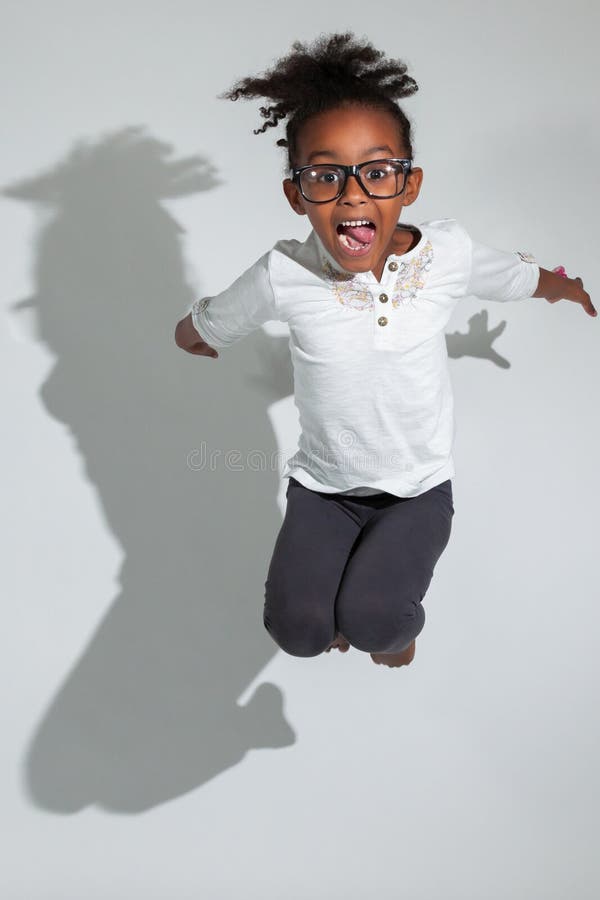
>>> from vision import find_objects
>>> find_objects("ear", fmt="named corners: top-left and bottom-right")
top-left (283, 178), bottom-right (307, 216)
top-left (401, 166), bottom-right (424, 207)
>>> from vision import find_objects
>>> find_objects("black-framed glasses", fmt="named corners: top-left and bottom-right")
top-left (290, 158), bottom-right (413, 203)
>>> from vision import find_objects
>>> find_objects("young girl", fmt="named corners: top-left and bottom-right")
top-left (175, 32), bottom-right (595, 669)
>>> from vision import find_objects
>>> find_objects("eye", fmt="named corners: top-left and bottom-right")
top-left (303, 166), bottom-right (342, 184)
top-left (316, 170), bottom-right (340, 184)
top-left (364, 165), bottom-right (393, 181)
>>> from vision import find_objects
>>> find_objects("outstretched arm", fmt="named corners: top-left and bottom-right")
top-left (174, 250), bottom-right (279, 358)
top-left (532, 267), bottom-right (596, 317)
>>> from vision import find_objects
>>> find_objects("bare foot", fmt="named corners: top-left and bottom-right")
top-left (370, 638), bottom-right (416, 668)
top-left (325, 632), bottom-right (350, 653)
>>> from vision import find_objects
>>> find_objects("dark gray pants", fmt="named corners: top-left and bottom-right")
top-left (263, 476), bottom-right (454, 657)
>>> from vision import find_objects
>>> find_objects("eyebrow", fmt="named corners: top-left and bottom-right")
top-left (305, 145), bottom-right (396, 164)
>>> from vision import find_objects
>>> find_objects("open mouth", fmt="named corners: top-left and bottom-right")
top-left (336, 219), bottom-right (377, 253)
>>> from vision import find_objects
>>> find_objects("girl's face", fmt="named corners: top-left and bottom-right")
top-left (282, 104), bottom-right (423, 281)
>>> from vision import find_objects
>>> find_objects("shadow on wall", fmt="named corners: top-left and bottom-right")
top-left (5, 126), bottom-right (296, 814)
top-left (4, 126), bottom-right (512, 814)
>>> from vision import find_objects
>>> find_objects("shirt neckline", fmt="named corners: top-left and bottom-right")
top-left (313, 224), bottom-right (427, 282)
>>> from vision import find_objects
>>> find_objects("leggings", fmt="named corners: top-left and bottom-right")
top-left (263, 476), bottom-right (455, 657)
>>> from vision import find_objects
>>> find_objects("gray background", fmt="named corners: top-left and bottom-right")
top-left (2, 1), bottom-right (599, 898)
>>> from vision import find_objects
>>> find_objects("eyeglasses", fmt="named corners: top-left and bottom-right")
top-left (290, 158), bottom-right (413, 204)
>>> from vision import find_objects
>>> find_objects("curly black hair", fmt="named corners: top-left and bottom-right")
top-left (217, 32), bottom-right (418, 172)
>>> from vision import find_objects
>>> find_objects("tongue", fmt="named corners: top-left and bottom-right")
top-left (342, 224), bottom-right (375, 244)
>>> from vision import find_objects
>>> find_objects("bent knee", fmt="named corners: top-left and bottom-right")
top-left (263, 608), bottom-right (332, 658)
top-left (340, 602), bottom-right (426, 653)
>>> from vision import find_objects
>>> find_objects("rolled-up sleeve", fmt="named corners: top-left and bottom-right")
top-left (188, 251), bottom-right (279, 348)
top-left (463, 230), bottom-right (540, 302)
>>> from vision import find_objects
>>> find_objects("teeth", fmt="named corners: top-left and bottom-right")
top-left (339, 219), bottom-right (373, 227)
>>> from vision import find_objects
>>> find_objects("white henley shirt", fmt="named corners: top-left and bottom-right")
top-left (189, 218), bottom-right (540, 498)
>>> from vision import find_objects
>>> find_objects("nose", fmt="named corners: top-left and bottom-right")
top-left (339, 173), bottom-right (368, 205)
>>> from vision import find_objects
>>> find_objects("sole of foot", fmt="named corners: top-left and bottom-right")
top-left (325, 632), bottom-right (350, 653)
top-left (370, 638), bottom-right (416, 668)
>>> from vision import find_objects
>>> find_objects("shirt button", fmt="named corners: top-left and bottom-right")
top-left (379, 292), bottom-right (388, 303)
top-left (377, 316), bottom-right (388, 327)
top-left (388, 261), bottom-right (398, 271)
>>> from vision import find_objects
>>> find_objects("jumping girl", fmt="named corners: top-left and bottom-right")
top-left (175, 32), bottom-right (595, 669)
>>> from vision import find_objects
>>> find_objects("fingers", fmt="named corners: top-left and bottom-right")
top-left (553, 269), bottom-right (597, 317)
top-left (573, 278), bottom-right (597, 317)
top-left (188, 343), bottom-right (219, 357)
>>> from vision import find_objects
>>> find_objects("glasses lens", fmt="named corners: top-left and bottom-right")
top-left (299, 165), bottom-right (345, 202)
top-left (359, 160), bottom-right (406, 197)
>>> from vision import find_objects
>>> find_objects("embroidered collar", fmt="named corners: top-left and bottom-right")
top-left (313, 224), bottom-right (426, 281)
top-left (312, 226), bottom-right (434, 310)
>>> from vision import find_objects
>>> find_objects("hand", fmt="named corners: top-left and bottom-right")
top-left (174, 313), bottom-right (219, 358)
top-left (547, 267), bottom-right (596, 317)
top-left (559, 275), bottom-right (595, 317)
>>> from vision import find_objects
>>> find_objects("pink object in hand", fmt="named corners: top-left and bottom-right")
top-left (553, 265), bottom-right (568, 278)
